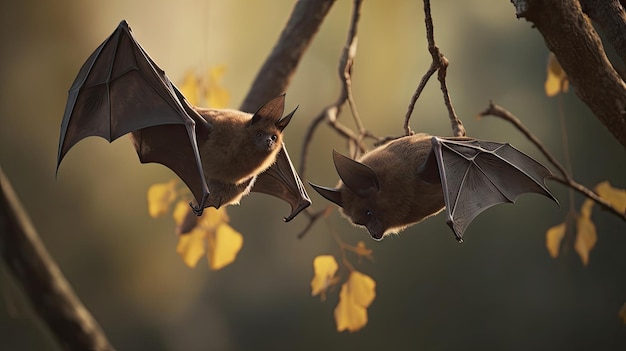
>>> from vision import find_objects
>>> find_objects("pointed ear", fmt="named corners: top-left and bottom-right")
top-left (309, 182), bottom-right (343, 207)
top-left (276, 105), bottom-right (298, 131)
top-left (251, 93), bottom-right (285, 125)
top-left (417, 148), bottom-right (441, 184)
top-left (332, 150), bottom-right (380, 195)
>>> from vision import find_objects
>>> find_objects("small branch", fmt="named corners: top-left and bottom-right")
top-left (478, 102), bottom-right (626, 222)
top-left (0, 167), bottom-right (115, 351)
top-left (300, 0), bottom-right (366, 180)
top-left (404, 0), bottom-right (465, 138)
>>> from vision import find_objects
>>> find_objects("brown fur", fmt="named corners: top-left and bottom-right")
top-left (338, 134), bottom-right (445, 239)
top-left (194, 108), bottom-right (284, 207)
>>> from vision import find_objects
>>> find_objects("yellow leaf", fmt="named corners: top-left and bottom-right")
top-left (575, 207), bottom-right (597, 266)
top-left (176, 227), bottom-right (206, 268)
top-left (311, 255), bottom-right (339, 300)
top-left (334, 271), bottom-right (376, 332)
top-left (147, 179), bottom-right (178, 218)
top-left (175, 207), bottom-right (242, 270)
top-left (178, 71), bottom-right (201, 106)
top-left (173, 201), bottom-right (198, 235)
top-left (595, 181), bottom-right (626, 214)
top-left (206, 65), bottom-right (230, 108)
top-left (208, 224), bottom-right (243, 270)
top-left (546, 222), bottom-right (566, 258)
top-left (619, 302), bottom-right (626, 324)
top-left (545, 52), bottom-right (569, 97)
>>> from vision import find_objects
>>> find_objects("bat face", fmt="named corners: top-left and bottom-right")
top-left (311, 136), bottom-right (446, 240)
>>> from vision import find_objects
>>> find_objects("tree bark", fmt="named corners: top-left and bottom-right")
top-left (513, 0), bottom-right (626, 147)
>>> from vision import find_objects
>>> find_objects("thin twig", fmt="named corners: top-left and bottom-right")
top-left (478, 101), bottom-right (626, 222)
top-left (298, 0), bottom-right (366, 238)
top-left (404, 0), bottom-right (465, 138)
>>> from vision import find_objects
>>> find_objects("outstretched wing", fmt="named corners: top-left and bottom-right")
top-left (429, 137), bottom-right (557, 242)
top-left (57, 20), bottom-right (211, 210)
top-left (251, 145), bottom-right (311, 221)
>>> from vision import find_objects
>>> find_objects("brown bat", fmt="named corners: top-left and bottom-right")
top-left (57, 20), bottom-right (310, 221)
top-left (310, 134), bottom-right (557, 242)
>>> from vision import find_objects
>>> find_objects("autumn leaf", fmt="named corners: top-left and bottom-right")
top-left (207, 224), bottom-right (243, 270)
top-left (575, 199), bottom-right (597, 266)
top-left (311, 255), bottom-right (340, 301)
top-left (147, 179), bottom-right (178, 218)
top-left (205, 65), bottom-right (230, 109)
top-left (177, 65), bottom-right (230, 108)
top-left (545, 52), bottom-right (569, 97)
top-left (178, 71), bottom-right (201, 106)
top-left (546, 222), bottom-right (566, 258)
top-left (595, 181), bottom-right (626, 214)
top-left (175, 205), bottom-right (243, 270)
top-left (335, 271), bottom-right (376, 332)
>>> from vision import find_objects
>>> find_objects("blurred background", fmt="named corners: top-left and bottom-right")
top-left (1, 0), bottom-right (625, 350)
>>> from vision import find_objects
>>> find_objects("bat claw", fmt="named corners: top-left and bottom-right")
top-left (190, 201), bottom-right (204, 216)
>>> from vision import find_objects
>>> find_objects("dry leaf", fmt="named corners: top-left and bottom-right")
top-left (178, 71), bottom-right (201, 106)
top-left (208, 224), bottom-right (243, 270)
top-left (147, 179), bottom-right (178, 218)
top-left (595, 181), bottom-right (626, 214)
top-left (311, 255), bottom-right (339, 300)
top-left (206, 65), bottom-right (230, 108)
top-left (575, 200), bottom-right (597, 266)
top-left (175, 207), bottom-right (243, 270)
top-left (546, 222), bottom-right (566, 258)
top-left (334, 271), bottom-right (376, 332)
top-left (545, 52), bottom-right (569, 97)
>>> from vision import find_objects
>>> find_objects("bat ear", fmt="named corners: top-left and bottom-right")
top-left (332, 150), bottom-right (380, 196)
top-left (276, 105), bottom-right (298, 131)
top-left (309, 182), bottom-right (343, 207)
top-left (250, 93), bottom-right (285, 125)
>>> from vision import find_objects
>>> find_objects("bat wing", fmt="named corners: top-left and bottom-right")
top-left (428, 137), bottom-right (557, 242)
top-left (57, 20), bottom-right (211, 211)
top-left (252, 145), bottom-right (312, 221)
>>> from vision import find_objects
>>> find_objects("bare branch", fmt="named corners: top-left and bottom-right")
top-left (0, 167), bottom-right (115, 351)
top-left (478, 102), bottom-right (626, 222)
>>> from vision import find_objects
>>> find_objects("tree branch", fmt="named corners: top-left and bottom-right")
top-left (478, 102), bottom-right (626, 222)
top-left (240, 0), bottom-right (335, 113)
top-left (513, 0), bottom-right (626, 147)
top-left (580, 0), bottom-right (626, 66)
top-left (0, 167), bottom-right (115, 351)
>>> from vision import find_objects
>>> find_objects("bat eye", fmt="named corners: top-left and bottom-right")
top-left (271, 134), bottom-right (277, 141)
top-left (256, 132), bottom-right (263, 138)
top-left (365, 210), bottom-right (373, 217)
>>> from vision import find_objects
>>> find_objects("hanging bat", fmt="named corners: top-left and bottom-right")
top-left (310, 134), bottom-right (557, 242)
top-left (56, 20), bottom-right (310, 221)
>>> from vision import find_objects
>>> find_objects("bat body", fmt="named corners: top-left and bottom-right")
top-left (310, 134), bottom-right (557, 242)
top-left (57, 20), bottom-right (310, 220)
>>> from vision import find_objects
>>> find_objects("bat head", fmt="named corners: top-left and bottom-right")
top-left (309, 150), bottom-right (395, 241)
top-left (249, 94), bottom-right (298, 152)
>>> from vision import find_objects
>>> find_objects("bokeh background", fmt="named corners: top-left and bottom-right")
top-left (1, 0), bottom-right (625, 350)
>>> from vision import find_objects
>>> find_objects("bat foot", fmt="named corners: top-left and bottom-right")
top-left (190, 201), bottom-right (205, 216)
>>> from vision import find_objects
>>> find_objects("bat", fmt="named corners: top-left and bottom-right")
top-left (310, 133), bottom-right (557, 242)
top-left (56, 20), bottom-right (311, 221)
